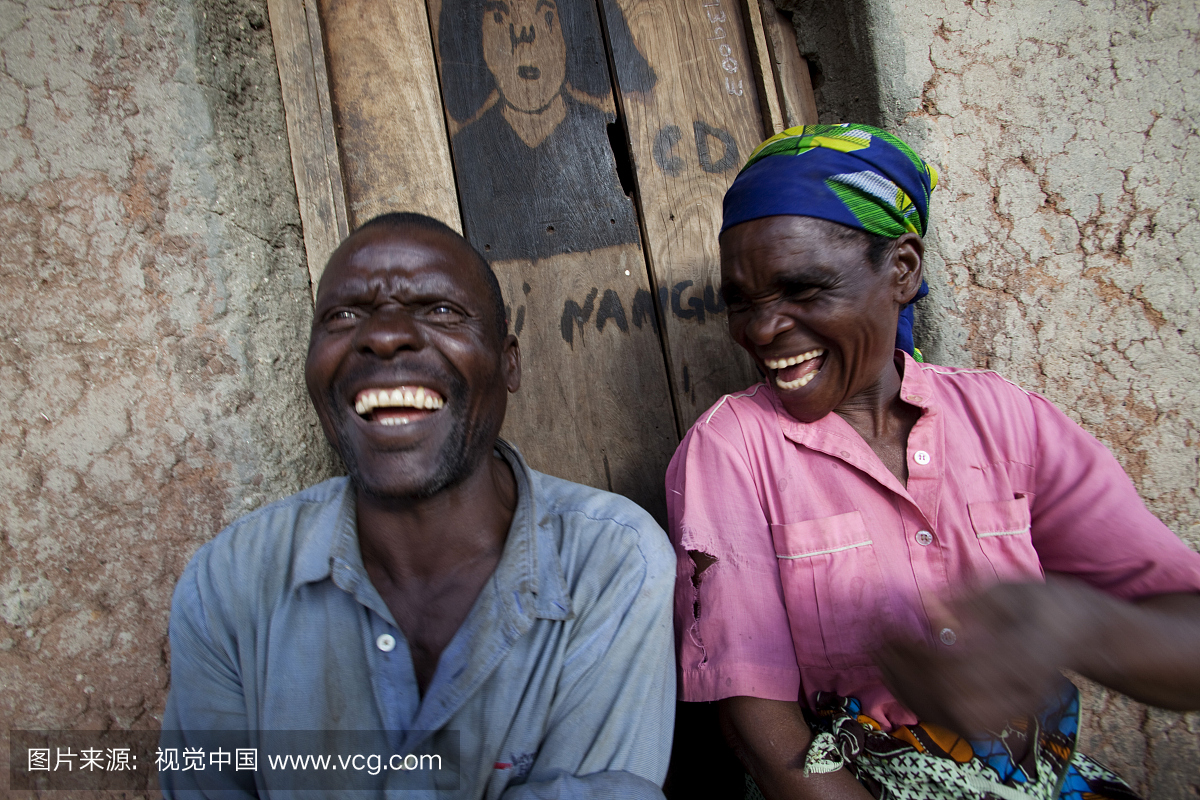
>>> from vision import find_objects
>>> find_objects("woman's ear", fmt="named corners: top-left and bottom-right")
top-left (891, 233), bottom-right (925, 304)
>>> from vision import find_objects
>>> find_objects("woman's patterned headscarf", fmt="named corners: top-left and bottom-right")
top-left (720, 124), bottom-right (938, 357)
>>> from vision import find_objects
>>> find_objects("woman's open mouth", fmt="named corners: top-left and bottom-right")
top-left (517, 65), bottom-right (541, 80)
top-left (765, 349), bottom-right (825, 391)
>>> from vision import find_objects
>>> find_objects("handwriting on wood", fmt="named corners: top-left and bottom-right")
top-left (558, 281), bottom-right (727, 349)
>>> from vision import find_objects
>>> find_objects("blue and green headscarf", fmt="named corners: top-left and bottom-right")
top-left (721, 124), bottom-right (938, 358)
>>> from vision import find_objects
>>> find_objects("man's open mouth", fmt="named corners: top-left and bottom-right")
top-left (764, 349), bottom-right (825, 391)
top-left (517, 65), bottom-right (540, 80)
top-left (354, 386), bottom-right (445, 426)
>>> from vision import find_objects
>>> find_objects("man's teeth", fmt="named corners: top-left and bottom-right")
top-left (354, 387), bottom-right (446, 416)
top-left (776, 371), bottom-right (818, 391)
top-left (764, 349), bottom-right (824, 370)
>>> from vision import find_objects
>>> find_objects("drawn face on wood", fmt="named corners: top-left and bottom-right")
top-left (437, 0), bottom-right (656, 260)
top-left (481, 0), bottom-right (567, 114)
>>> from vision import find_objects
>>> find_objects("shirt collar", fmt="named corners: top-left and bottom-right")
top-left (288, 439), bottom-right (573, 623)
top-left (768, 350), bottom-right (933, 476)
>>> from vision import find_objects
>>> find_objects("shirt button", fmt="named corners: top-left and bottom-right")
top-left (915, 530), bottom-right (933, 546)
top-left (939, 627), bottom-right (957, 646)
top-left (376, 634), bottom-right (396, 653)
top-left (913, 450), bottom-right (931, 465)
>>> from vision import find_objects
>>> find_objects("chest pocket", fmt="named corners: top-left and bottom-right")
top-left (770, 511), bottom-right (893, 670)
top-left (967, 495), bottom-right (1043, 581)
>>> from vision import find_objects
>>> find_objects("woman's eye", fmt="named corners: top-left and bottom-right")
top-left (545, 10), bottom-right (554, 27)
top-left (726, 300), bottom-right (751, 314)
top-left (493, 11), bottom-right (503, 23)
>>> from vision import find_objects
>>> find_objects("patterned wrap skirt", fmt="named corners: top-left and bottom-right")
top-left (746, 680), bottom-right (1138, 800)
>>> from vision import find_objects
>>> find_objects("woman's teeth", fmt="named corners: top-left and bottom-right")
top-left (764, 349), bottom-right (824, 370)
top-left (766, 349), bottom-right (825, 391)
top-left (776, 371), bottom-right (818, 391)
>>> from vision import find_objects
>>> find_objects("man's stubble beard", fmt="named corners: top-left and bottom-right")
top-left (325, 370), bottom-right (501, 501)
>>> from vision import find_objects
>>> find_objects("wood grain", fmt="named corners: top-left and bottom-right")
top-left (760, 0), bottom-right (819, 127)
top-left (428, 0), bottom-right (679, 521)
top-left (602, 0), bottom-right (764, 431)
top-left (740, 0), bottom-right (785, 134)
top-left (494, 250), bottom-right (679, 522)
top-left (317, 0), bottom-right (461, 232)
top-left (267, 0), bottom-right (350, 297)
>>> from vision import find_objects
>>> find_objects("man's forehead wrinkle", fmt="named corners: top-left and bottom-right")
top-left (332, 271), bottom-right (478, 307)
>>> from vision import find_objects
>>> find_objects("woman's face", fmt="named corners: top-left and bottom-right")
top-left (481, 0), bottom-right (567, 113)
top-left (720, 215), bottom-right (918, 423)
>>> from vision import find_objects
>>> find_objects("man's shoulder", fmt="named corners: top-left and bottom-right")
top-left (179, 477), bottom-right (351, 604)
top-left (526, 469), bottom-right (674, 575)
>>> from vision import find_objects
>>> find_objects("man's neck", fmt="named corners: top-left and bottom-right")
top-left (355, 452), bottom-right (517, 586)
top-left (354, 451), bottom-right (519, 695)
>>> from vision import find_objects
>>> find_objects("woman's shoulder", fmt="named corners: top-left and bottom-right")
top-left (692, 382), bottom-right (777, 430)
top-left (915, 361), bottom-right (1040, 410)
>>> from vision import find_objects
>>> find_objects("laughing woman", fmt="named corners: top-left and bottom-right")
top-left (666, 124), bottom-right (1200, 799)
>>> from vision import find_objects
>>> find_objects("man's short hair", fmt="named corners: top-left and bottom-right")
top-left (351, 212), bottom-right (508, 339)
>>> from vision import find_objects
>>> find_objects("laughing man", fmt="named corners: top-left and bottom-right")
top-left (161, 213), bottom-right (675, 798)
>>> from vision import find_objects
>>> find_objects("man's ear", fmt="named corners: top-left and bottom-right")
top-left (502, 334), bottom-right (522, 394)
top-left (890, 233), bottom-right (925, 304)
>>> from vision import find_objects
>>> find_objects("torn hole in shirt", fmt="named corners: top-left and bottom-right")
top-left (687, 550), bottom-right (717, 664)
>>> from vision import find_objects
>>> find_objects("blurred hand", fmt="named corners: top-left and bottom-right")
top-left (874, 577), bottom-right (1107, 736)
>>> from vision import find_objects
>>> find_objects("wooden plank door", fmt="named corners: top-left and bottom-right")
top-left (427, 0), bottom-right (680, 522)
top-left (601, 0), bottom-right (766, 430)
top-left (271, 0), bottom-right (815, 520)
top-left (318, 1), bottom-right (461, 230)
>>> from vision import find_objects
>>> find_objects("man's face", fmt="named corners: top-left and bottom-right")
top-left (721, 215), bottom-right (917, 423)
top-left (481, 0), bottom-right (566, 113)
top-left (306, 225), bottom-right (520, 499)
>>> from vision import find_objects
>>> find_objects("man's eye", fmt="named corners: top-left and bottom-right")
top-left (323, 309), bottom-right (360, 328)
top-left (427, 304), bottom-right (464, 321)
top-left (493, 11), bottom-right (503, 23)
top-left (545, 10), bottom-right (554, 27)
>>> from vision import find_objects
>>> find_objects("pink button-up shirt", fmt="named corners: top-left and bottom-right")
top-left (666, 354), bottom-right (1200, 730)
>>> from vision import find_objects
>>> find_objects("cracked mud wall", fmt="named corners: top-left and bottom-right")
top-left (0, 0), bottom-right (335, 762)
top-left (782, 0), bottom-right (1200, 794)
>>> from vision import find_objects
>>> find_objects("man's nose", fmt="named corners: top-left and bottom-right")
top-left (744, 303), bottom-right (795, 347)
top-left (354, 305), bottom-right (423, 358)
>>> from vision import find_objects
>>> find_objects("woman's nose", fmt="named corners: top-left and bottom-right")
top-left (744, 303), bottom-right (795, 347)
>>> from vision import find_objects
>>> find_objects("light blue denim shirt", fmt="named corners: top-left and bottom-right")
top-left (161, 439), bottom-right (675, 798)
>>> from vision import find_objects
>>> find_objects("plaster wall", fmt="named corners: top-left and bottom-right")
top-left (0, 0), bottom-right (332, 757)
top-left (782, 0), bottom-right (1200, 794)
